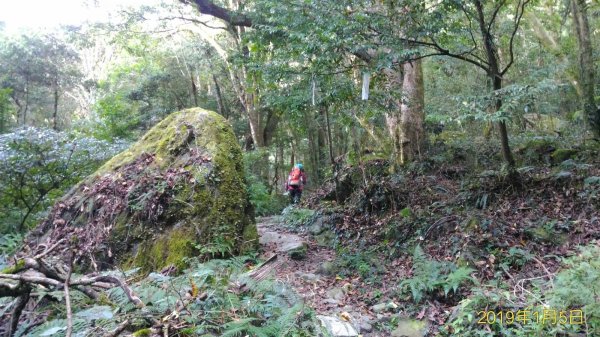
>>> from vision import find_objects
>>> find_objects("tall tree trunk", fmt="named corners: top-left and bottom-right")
top-left (191, 72), bottom-right (199, 107)
top-left (228, 65), bottom-right (270, 148)
top-left (494, 78), bottom-right (516, 168)
top-left (0, 103), bottom-right (5, 134)
top-left (571, 0), bottom-right (599, 137)
top-left (304, 110), bottom-right (319, 184)
top-left (12, 96), bottom-right (22, 129)
top-left (385, 111), bottom-right (401, 166)
top-left (384, 61), bottom-right (425, 168)
top-left (188, 0), bottom-right (280, 147)
top-left (53, 86), bottom-right (59, 131)
top-left (290, 138), bottom-right (296, 167)
top-left (317, 112), bottom-right (327, 183)
top-left (276, 140), bottom-right (284, 192)
top-left (324, 105), bottom-right (340, 202)
top-left (308, 124), bottom-right (318, 183)
top-left (262, 109), bottom-right (280, 146)
top-left (399, 60), bottom-right (425, 163)
top-left (23, 81), bottom-right (29, 126)
top-left (212, 74), bottom-right (228, 118)
top-left (247, 104), bottom-right (265, 147)
top-left (474, 0), bottom-right (516, 172)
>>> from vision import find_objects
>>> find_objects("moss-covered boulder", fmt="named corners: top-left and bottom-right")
top-left (25, 108), bottom-right (258, 272)
top-left (551, 148), bottom-right (578, 163)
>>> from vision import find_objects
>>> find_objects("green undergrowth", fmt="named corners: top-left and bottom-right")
top-left (335, 246), bottom-right (384, 281)
top-left (281, 206), bottom-right (316, 229)
top-left (15, 255), bottom-right (322, 337)
top-left (243, 150), bottom-right (288, 217)
top-left (246, 174), bottom-right (287, 216)
top-left (302, 131), bottom-right (599, 336)
top-left (400, 245), bottom-right (475, 304)
top-left (0, 232), bottom-right (23, 256)
top-left (443, 244), bottom-right (600, 337)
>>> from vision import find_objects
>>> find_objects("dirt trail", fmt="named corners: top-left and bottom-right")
top-left (257, 216), bottom-right (381, 337)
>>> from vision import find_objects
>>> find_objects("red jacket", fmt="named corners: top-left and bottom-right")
top-left (286, 169), bottom-right (307, 191)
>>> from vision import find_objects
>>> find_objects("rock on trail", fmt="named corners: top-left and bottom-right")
top-left (258, 220), bottom-right (308, 259)
top-left (317, 315), bottom-right (359, 337)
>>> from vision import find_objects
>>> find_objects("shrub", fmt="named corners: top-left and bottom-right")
top-left (0, 127), bottom-right (126, 233)
top-left (0, 232), bottom-right (23, 256)
top-left (336, 248), bottom-right (382, 280)
top-left (247, 175), bottom-right (287, 216)
top-left (93, 93), bottom-right (141, 140)
top-left (548, 245), bottom-right (600, 335)
top-left (445, 244), bottom-right (600, 336)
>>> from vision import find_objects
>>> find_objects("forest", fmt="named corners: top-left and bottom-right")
top-left (0, 0), bottom-right (599, 336)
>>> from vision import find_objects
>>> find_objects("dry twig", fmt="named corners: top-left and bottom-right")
top-left (64, 251), bottom-right (74, 337)
top-left (103, 319), bottom-right (130, 337)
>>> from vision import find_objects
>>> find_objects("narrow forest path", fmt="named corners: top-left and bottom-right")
top-left (256, 216), bottom-right (382, 337)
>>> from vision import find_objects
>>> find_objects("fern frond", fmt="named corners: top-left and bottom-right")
top-left (444, 267), bottom-right (475, 295)
top-left (220, 318), bottom-right (261, 337)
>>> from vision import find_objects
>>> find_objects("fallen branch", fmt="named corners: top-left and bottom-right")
top-left (423, 216), bottom-right (457, 239)
top-left (531, 256), bottom-right (555, 287)
top-left (0, 280), bottom-right (27, 298)
top-left (0, 272), bottom-right (62, 287)
top-left (2, 257), bottom-right (100, 301)
top-left (71, 275), bottom-right (144, 307)
top-left (235, 254), bottom-right (280, 293)
top-left (34, 239), bottom-right (67, 260)
top-left (246, 254), bottom-right (278, 282)
top-left (0, 270), bottom-right (144, 308)
top-left (8, 290), bottom-right (30, 337)
top-left (64, 252), bottom-right (74, 337)
top-left (103, 319), bottom-right (130, 337)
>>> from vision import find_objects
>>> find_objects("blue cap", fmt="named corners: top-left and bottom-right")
top-left (295, 163), bottom-right (303, 169)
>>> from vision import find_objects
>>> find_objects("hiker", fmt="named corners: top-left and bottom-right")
top-left (285, 163), bottom-right (307, 204)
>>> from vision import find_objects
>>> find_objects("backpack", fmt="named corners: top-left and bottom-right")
top-left (289, 167), bottom-right (302, 186)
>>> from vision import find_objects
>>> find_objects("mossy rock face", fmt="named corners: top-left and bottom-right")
top-left (315, 230), bottom-right (337, 247)
top-left (551, 148), bottom-right (577, 163)
top-left (26, 108), bottom-right (258, 272)
top-left (516, 137), bottom-right (556, 164)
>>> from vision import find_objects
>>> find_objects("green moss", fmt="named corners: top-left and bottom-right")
top-left (525, 226), bottom-right (567, 245)
top-left (288, 243), bottom-right (308, 260)
top-left (240, 220), bottom-right (259, 253)
top-left (132, 328), bottom-right (152, 337)
top-left (178, 328), bottom-right (196, 336)
top-left (315, 230), bottom-right (336, 247)
top-left (551, 148), bottom-right (577, 163)
top-left (96, 109), bottom-right (205, 173)
top-left (463, 217), bottom-right (480, 232)
top-left (96, 293), bottom-right (114, 306)
top-left (132, 227), bottom-right (195, 273)
top-left (1, 259), bottom-right (25, 274)
top-left (114, 108), bottom-right (257, 269)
